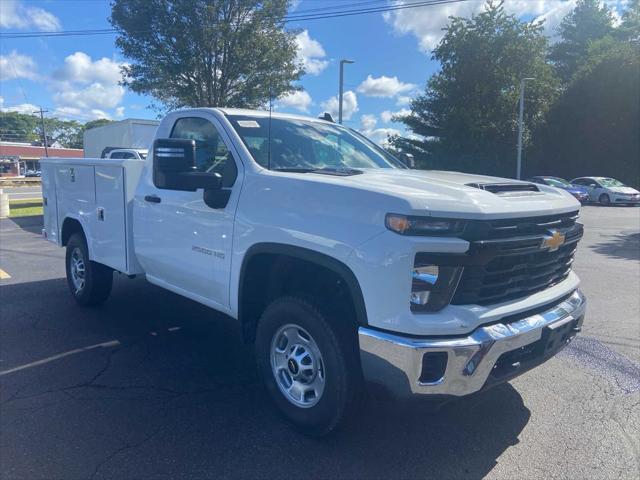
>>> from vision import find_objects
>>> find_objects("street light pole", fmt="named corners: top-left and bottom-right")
top-left (338, 59), bottom-right (354, 124)
top-left (516, 77), bottom-right (534, 180)
top-left (34, 107), bottom-right (49, 158)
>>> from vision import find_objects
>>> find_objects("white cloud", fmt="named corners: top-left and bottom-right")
top-left (362, 127), bottom-right (401, 146)
top-left (320, 90), bottom-right (358, 120)
top-left (0, 96), bottom-right (38, 114)
top-left (53, 106), bottom-right (111, 121)
top-left (296, 30), bottom-right (329, 75)
top-left (357, 75), bottom-right (416, 98)
top-left (0, 51), bottom-right (37, 81)
top-left (396, 95), bottom-right (413, 106)
top-left (358, 113), bottom-right (401, 146)
top-left (50, 52), bottom-right (126, 115)
top-left (277, 90), bottom-right (313, 112)
top-left (115, 106), bottom-right (125, 118)
top-left (0, 0), bottom-right (61, 31)
top-left (53, 52), bottom-right (124, 85)
top-left (361, 114), bottom-right (377, 130)
top-left (381, 108), bottom-right (411, 123)
top-left (383, 0), bottom-right (623, 52)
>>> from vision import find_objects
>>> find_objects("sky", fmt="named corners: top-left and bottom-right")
top-left (0, 0), bottom-right (630, 144)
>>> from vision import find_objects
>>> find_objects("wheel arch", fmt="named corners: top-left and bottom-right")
top-left (60, 216), bottom-right (85, 246)
top-left (238, 243), bottom-right (368, 343)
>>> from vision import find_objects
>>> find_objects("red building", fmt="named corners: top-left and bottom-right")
top-left (0, 142), bottom-right (84, 176)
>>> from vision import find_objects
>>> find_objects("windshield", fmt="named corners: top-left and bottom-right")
top-left (543, 177), bottom-right (571, 188)
top-left (599, 178), bottom-right (625, 187)
top-left (227, 115), bottom-right (405, 171)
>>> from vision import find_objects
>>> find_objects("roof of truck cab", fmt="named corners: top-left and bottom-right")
top-left (215, 107), bottom-right (333, 124)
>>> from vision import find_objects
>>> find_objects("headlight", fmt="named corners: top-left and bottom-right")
top-left (411, 262), bottom-right (463, 312)
top-left (386, 213), bottom-right (464, 236)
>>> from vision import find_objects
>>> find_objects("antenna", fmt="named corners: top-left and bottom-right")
top-left (267, 86), bottom-right (273, 171)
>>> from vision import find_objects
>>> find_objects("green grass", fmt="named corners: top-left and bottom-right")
top-left (9, 199), bottom-right (43, 217)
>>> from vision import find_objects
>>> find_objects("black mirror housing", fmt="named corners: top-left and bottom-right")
top-left (153, 138), bottom-right (222, 191)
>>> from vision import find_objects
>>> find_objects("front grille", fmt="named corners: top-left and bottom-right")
top-left (448, 211), bottom-right (583, 306)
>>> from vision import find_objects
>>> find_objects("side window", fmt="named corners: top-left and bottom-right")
top-left (170, 117), bottom-right (238, 188)
top-left (110, 152), bottom-right (123, 159)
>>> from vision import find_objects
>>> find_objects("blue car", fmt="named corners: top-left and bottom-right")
top-left (527, 176), bottom-right (590, 204)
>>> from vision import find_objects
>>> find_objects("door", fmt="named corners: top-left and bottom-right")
top-left (133, 114), bottom-right (241, 309)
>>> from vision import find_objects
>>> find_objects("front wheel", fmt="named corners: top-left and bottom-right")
top-left (65, 232), bottom-right (113, 306)
top-left (255, 296), bottom-right (361, 436)
top-left (599, 193), bottom-right (611, 205)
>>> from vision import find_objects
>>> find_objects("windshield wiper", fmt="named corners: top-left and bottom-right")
top-left (271, 167), bottom-right (364, 176)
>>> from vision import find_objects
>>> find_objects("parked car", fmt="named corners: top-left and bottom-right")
top-left (571, 176), bottom-right (640, 205)
top-left (25, 170), bottom-right (41, 177)
top-left (41, 108), bottom-right (587, 435)
top-left (527, 176), bottom-right (589, 203)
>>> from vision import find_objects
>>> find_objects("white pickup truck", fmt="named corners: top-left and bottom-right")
top-left (41, 108), bottom-right (586, 435)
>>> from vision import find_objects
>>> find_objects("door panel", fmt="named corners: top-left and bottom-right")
top-left (133, 113), bottom-right (240, 309)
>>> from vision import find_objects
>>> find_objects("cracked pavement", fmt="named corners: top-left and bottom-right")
top-left (1, 206), bottom-right (639, 479)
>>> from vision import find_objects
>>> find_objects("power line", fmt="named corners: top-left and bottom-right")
top-left (0, 0), bottom-right (469, 39)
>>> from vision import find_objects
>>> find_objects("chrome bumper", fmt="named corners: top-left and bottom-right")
top-left (358, 290), bottom-right (586, 399)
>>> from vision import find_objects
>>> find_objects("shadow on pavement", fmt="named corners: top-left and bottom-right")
top-left (1, 276), bottom-right (531, 479)
top-left (2, 214), bottom-right (43, 235)
top-left (590, 231), bottom-right (640, 261)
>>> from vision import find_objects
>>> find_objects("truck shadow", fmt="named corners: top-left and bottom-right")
top-left (1, 276), bottom-right (530, 479)
top-left (590, 231), bottom-right (640, 261)
top-left (2, 214), bottom-right (43, 235)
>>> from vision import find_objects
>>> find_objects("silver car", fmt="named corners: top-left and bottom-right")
top-left (571, 177), bottom-right (640, 205)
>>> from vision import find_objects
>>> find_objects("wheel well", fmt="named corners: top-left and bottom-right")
top-left (238, 248), bottom-right (366, 343)
top-left (61, 218), bottom-right (84, 246)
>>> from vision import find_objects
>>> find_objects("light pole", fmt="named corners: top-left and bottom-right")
top-left (516, 77), bottom-right (534, 180)
top-left (338, 59), bottom-right (354, 124)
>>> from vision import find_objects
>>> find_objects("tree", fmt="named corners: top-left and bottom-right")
top-left (617, 0), bottom-right (640, 45)
top-left (549, 0), bottom-right (614, 83)
top-left (389, 1), bottom-right (558, 176)
top-left (529, 27), bottom-right (640, 187)
top-left (110, 0), bottom-right (303, 111)
top-left (0, 112), bottom-right (39, 143)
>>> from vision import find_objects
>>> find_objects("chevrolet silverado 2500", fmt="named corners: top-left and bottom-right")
top-left (41, 108), bottom-right (586, 435)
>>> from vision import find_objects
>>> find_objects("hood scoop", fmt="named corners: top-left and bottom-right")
top-left (466, 182), bottom-right (540, 196)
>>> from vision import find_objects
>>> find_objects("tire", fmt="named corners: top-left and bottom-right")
top-left (255, 296), bottom-right (361, 436)
top-left (65, 232), bottom-right (113, 306)
top-left (599, 193), bottom-right (611, 205)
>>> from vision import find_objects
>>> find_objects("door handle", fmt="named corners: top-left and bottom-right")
top-left (144, 195), bottom-right (161, 204)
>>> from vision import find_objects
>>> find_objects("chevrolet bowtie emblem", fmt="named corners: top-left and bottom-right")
top-left (542, 230), bottom-right (566, 251)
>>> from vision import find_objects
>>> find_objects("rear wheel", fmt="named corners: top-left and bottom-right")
top-left (255, 296), bottom-right (361, 436)
top-left (65, 232), bottom-right (113, 306)
top-left (599, 193), bottom-right (611, 205)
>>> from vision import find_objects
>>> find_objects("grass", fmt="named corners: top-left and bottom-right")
top-left (9, 199), bottom-right (43, 217)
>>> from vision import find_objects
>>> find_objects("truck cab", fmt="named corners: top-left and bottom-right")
top-left (41, 108), bottom-right (586, 435)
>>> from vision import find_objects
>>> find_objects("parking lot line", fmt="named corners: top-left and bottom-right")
top-left (0, 268), bottom-right (10, 279)
top-left (0, 340), bottom-right (121, 377)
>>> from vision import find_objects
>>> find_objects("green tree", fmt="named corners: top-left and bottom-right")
top-left (83, 119), bottom-right (114, 131)
top-left (617, 0), bottom-right (640, 44)
top-left (549, 0), bottom-right (614, 83)
top-left (110, 0), bottom-right (302, 111)
top-left (0, 112), bottom-right (39, 143)
top-left (529, 32), bottom-right (640, 187)
top-left (390, 1), bottom-right (558, 176)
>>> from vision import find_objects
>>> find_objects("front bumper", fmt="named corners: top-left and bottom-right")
top-left (358, 289), bottom-right (586, 399)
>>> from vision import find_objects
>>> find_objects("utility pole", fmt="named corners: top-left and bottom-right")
top-left (516, 78), bottom-right (534, 180)
top-left (338, 59), bottom-right (354, 124)
top-left (34, 107), bottom-right (49, 157)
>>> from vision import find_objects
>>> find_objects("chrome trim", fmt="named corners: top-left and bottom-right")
top-left (358, 290), bottom-right (586, 398)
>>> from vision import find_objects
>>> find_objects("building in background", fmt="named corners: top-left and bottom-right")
top-left (0, 142), bottom-right (84, 177)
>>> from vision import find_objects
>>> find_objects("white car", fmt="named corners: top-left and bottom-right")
top-left (41, 108), bottom-right (587, 435)
top-left (571, 176), bottom-right (640, 205)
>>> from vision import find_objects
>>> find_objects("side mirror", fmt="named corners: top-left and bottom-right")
top-left (153, 138), bottom-right (222, 191)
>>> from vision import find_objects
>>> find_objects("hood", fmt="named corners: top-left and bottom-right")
top-left (607, 186), bottom-right (639, 194)
top-left (292, 168), bottom-right (580, 219)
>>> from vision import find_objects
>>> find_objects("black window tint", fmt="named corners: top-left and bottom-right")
top-left (170, 117), bottom-right (237, 187)
top-left (110, 152), bottom-right (123, 159)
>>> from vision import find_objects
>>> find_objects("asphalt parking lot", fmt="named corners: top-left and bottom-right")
top-left (1, 206), bottom-right (639, 479)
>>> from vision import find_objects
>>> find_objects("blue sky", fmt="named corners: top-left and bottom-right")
top-left (0, 0), bottom-right (629, 144)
